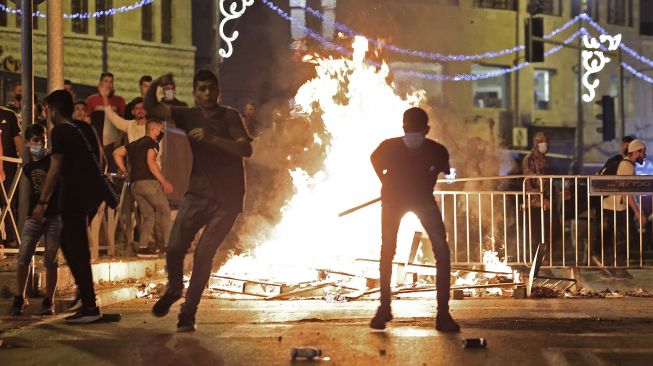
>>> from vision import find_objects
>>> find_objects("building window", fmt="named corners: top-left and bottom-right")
top-left (571, 0), bottom-right (598, 20)
top-left (0, 0), bottom-right (7, 27)
top-left (289, 0), bottom-right (337, 49)
top-left (539, 0), bottom-right (562, 16)
top-left (141, 1), bottom-right (153, 41)
top-left (472, 65), bottom-right (509, 109)
top-left (72, 0), bottom-right (89, 34)
top-left (161, 0), bottom-right (172, 44)
top-left (472, 0), bottom-right (516, 11)
top-left (607, 0), bottom-right (632, 26)
top-left (96, 0), bottom-right (113, 37)
top-left (533, 69), bottom-right (553, 110)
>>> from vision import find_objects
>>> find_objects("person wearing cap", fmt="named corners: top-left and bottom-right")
top-left (599, 135), bottom-right (636, 175)
top-left (599, 139), bottom-right (648, 280)
top-left (369, 107), bottom-right (459, 332)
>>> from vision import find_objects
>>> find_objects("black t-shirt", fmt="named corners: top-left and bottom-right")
top-left (23, 155), bottom-right (60, 216)
top-left (51, 120), bottom-right (103, 212)
top-left (126, 136), bottom-right (159, 182)
top-left (371, 137), bottom-right (450, 202)
top-left (599, 154), bottom-right (623, 175)
top-left (0, 107), bottom-right (21, 161)
top-left (171, 105), bottom-right (252, 211)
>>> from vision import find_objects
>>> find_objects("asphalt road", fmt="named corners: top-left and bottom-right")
top-left (2, 298), bottom-right (653, 366)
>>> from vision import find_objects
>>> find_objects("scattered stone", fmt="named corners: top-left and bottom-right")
top-left (379, 349), bottom-right (386, 356)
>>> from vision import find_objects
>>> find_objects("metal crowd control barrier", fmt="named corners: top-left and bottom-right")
top-left (432, 175), bottom-right (653, 269)
top-left (341, 174), bottom-right (653, 270)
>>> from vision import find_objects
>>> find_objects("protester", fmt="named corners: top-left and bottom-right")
top-left (85, 72), bottom-right (126, 171)
top-left (125, 75), bottom-right (152, 120)
top-left (64, 79), bottom-right (76, 100)
top-left (599, 135), bottom-right (636, 175)
top-left (145, 71), bottom-right (252, 332)
top-left (6, 82), bottom-right (22, 114)
top-left (369, 107), bottom-right (459, 332)
top-left (113, 119), bottom-right (172, 254)
top-left (0, 104), bottom-right (25, 248)
top-left (241, 101), bottom-right (260, 137)
top-left (598, 139), bottom-right (648, 280)
top-left (73, 101), bottom-right (90, 123)
top-left (161, 79), bottom-right (188, 107)
top-left (34, 90), bottom-right (106, 323)
top-left (11, 124), bottom-right (61, 316)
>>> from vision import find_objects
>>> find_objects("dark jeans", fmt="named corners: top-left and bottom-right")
top-left (603, 209), bottom-right (628, 266)
top-left (60, 208), bottom-right (97, 308)
top-left (381, 198), bottom-right (451, 313)
top-left (166, 193), bottom-right (239, 316)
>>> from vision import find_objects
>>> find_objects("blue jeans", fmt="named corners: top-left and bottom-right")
top-left (17, 216), bottom-right (62, 269)
top-left (166, 193), bottom-right (239, 315)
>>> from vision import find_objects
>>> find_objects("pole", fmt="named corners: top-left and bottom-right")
top-left (618, 48), bottom-right (626, 142)
top-left (513, 1), bottom-right (520, 129)
top-left (575, 16), bottom-right (584, 174)
top-left (47, 0), bottom-right (64, 93)
top-left (18, 0), bottom-right (33, 231)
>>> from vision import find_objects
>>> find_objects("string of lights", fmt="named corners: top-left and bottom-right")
top-left (262, 0), bottom-right (581, 82)
top-left (301, 3), bottom-right (584, 62)
top-left (0, 0), bottom-right (154, 19)
top-left (621, 63), bottom-right (653, 84)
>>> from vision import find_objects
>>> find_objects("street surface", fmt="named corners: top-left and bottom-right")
top-left (2, 298), bottom-right (653, 365)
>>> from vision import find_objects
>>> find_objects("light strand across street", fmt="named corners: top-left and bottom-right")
top-left (0, 0), bottom-right (154, 19)
top-left (302, 4), bottom-right (584, 62)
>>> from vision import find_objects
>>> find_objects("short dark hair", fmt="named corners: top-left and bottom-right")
top-left (623, 135), bottom-right (636, 143)
top-left (146, 118), bottom-right (164, 130)
top-left (193, 69), bottom-right (219, 91)
top-left (139, 75), bottom-right (152, 86)
top-left (74, 100), bottom-right (86, 108)
top-left (131, 97), bottom-right (144, 105)
top-left (44, 90), bottom-right (74, 118)
top-left (100, 72), bottom-right (114, 81)
top-left (64, 79), bottom-right (72, 85)
top-left (25, 123), bottom-right (46, 141)
top-left (402, 107), bottom-right (429, 131)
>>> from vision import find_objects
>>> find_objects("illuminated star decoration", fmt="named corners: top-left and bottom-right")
top-left (581, 33), bottom-right (622, 103)
top-left (219, 0), bottom-right (255, 59)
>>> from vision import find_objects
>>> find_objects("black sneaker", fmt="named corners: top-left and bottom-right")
top-left (370, 305), bottom-right (393, 330)
top-left (66, 295), bottom-right (82, 312)
top-left (40, 298), bottom-right (55, 316)
top-left (10, 296), bottom-right (28, 316)
top-left (152, 291), bottom-right (182, 318)
top-left (177, 312), bottom-right (196, 332)
top-left (65, 306), bottom-right (102, 324)
top-left (435, 312), bottom-right (460, 333)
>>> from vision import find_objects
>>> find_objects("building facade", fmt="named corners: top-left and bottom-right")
top-left (0, 0), bottom-right (195, 104)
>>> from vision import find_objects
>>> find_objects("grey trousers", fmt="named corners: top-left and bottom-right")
top-left (131, 180), bottom-right (171, 249)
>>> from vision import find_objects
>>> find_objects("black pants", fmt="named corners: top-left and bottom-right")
top-left (381, 198), bottom-right (451, 312)
top-left (166, 194), bottom-right (239, 316)
top-left (60, 208), bottom-right (98, 308)
top-left (603, 209), bottom-right (628, 266)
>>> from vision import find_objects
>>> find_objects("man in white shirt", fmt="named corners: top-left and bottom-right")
top-left (600, 139), bottom-right (647, 280)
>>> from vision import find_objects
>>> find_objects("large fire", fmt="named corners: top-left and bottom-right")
top-left (217, 37), bottom-right (425, 283)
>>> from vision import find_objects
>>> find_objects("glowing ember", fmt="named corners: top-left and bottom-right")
top-left (218, 36), bottom-right (425, 283)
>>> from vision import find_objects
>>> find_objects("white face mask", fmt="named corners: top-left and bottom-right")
top-left (537, 142), bottom-right (548, 155)
top-left (403, 133), bottom-right (425, 149)
top-left (29, 144), bottom-right (46, 159)
top-left (164, 90), bottom-right (175, 101)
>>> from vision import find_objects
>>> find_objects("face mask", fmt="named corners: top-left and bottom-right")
top-left (403, 133), bottom-right (425, 149)
top-left (29, 144), bottom-right (46, 159)
top-left (15, 94), bottom-right (22, 102)
top-left (537, 142), bottom-right (548, 155)
top-left (156, 131), bottom-right (165, 142)
top-left (164, 90), bottom-right (176, 101)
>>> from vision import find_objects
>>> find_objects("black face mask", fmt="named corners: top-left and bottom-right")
top-left (15, 94), bottom-right (22, 102)
top-left (156, 131), bottom-right (165, 142)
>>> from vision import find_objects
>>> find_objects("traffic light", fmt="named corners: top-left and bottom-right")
top-left (596, 95), bottom-right (616, 141)
top-left (525, 17), bottom-right (544, 62)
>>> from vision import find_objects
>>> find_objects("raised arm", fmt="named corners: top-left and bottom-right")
top-left (144, 74), bottom-right (172, 122)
